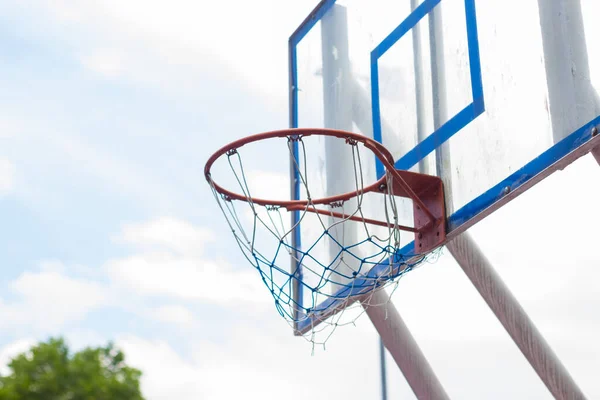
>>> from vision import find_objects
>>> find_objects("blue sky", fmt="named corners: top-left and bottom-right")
top-left (1, 1), bottom-right (600, 399)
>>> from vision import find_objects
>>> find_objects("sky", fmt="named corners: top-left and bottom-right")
top-left (1, 1), bottom-right (600, 399)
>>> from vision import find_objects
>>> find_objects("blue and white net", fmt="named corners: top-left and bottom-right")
top-left (207, 133), bottom-right (439, 346)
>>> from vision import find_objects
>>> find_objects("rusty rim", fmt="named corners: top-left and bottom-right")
top-left (204, 128), bottom-right (401, 209)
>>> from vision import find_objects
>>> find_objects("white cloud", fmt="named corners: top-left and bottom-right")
top-left (79, 49), bottom-right (124, 78)
top-left (0, 115), bottom-right (24, 138)
top-left (18, 0), bottom-right (315, 104)
top-left (150, 305), bottom-right (195, 326)
top-left (117, 319), bottom-right (385, 400)
top-left (115, 217), bottom-right (214, 256)
top-left (9, 270), bottom-right (106, 307)
top-left (38, 259), bottom-right (67, 274)
top-left (117, 336), bottom-right (206, 400)
top-left (0, 338), bottom-right (35, 376)
top-left (246, 170), bottom-right (289, 202)
top-left (0, 158), bottom-right (15, 195)
top-left (106, 252), bottom-right (266, 306)
top-left (53, 135), bottom-right (189, 212)
top-left (0, 266), bottom-right (110, 332)
top-left (107, 218), bottom-right (270, 307)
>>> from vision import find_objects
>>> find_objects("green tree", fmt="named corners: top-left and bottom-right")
top-left (0, 337), bottom-right (144, 400)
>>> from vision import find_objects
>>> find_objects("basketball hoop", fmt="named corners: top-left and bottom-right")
top-left (205, 128), bottom-right (445, 249)
top-left (205, 128), bottom-right (446, 340)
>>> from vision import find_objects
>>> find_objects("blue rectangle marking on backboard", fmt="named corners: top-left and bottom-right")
top-left (370, 0), bottom-right (443, 178)
top-left (371, 0), bottom-right (483, 176)
top-left (465, 0), bottom-right (484, 106)
top-left (372, 0), bottom-right (441, 59)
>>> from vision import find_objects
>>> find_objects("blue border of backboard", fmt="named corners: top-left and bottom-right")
top-left (288, 0), bottom-right (600, 332)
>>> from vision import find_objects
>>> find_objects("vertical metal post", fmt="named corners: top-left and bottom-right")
top-left (363, 290), bottom-right (451, 400)
top-left (321, 5), bottom-right (358, 290)
top-left (537, 0), bottom-right (600, 143)
top-left (428, 4), bottom-right (453, 204)
top-left (412, 0), bottom-right (431, 175)
top-left (319, 6), bottom-right (449, 399)
top-left (379, 338), bottom-right (388, 400)
top-left (535, 0), bottom-right (600, 166)
top-left (429, 2), bottom-right (587, 398)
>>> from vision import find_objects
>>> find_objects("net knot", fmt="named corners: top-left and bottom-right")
top-left (288, 134), bottom-right (303, 142)
top-left (345, 137), bottom-right (358, 146)
top-left (328, 200), bottom-right (344, 208)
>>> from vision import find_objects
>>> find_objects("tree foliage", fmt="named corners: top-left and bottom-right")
top-left (0, 337), bottom-right (144, 400)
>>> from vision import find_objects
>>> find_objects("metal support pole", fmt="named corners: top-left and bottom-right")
top-left (429, 2), bottom-right (586, 398)
top-left (535, 0), bottom-right (600, 166)
top-left (446, 233), bottom-right (587, 399)
top-left (591, 147), bottom-right (600, 165)
top-left (428, 3), bottom-right (453, 203)
top-left (379, 338), bottom-right (388, 400)
top-left (411, 0), bottom-right (431, 175)
top-left (320, 5), bottom-right (449, 399)
top-left (363, 290), bottom-right (451, 400)
top-left (591, 147), bottom-right (600, 166)
top-left (321, 4), bottom-right (358, 290)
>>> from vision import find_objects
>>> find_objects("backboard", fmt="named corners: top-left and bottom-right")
top-left (289, 0), bottom-right (600, 334)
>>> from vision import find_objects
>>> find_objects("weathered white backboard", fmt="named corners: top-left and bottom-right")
top-left (289, 0), bottom-right (600, 333)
